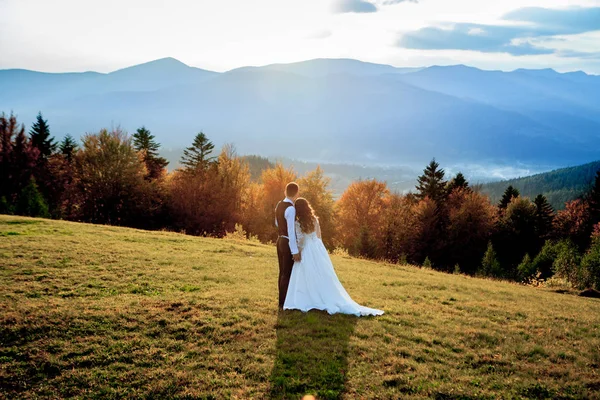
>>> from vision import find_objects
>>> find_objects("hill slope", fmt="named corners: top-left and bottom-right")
top-left (1, 215), bottom-right (600, 398)
top-left (481, 160), bottom-right (600, 209)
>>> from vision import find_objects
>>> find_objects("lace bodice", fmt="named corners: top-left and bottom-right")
top-left (295, 218), bottom-right (322, 251)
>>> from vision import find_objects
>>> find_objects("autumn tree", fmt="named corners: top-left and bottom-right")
top-left (445, 188), bottom-right (497, 274)
top-left (217, 144), bottom-right (251, 234)
top-left (75, 128), bottom-right (151, 225)
top-left (380, 194), bottom-right (419, 263)
top-left (250, 163), bottom-right (297, 242)
top-left (336, 179), bottom-right (389, 256)
top-left (553, 199), bottom-right (592, 251)
top-left (133, 126), bottom-right (168, 180)
top-left (298, 166), bottom-right (336, 249)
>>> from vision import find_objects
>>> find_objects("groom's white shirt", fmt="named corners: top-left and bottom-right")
top-left (275, 197), bottom-right (299, 255)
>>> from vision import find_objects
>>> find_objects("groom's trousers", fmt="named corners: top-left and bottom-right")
top-left (277, 236), bottom-right (294, 308)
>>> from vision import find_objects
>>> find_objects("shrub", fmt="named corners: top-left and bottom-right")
top-left (517, 254), bottom-right (534, 282)
top-left (581, 239), bottom-right (600, 290)
top-left (531, 241), bottom-right (559, 280)
top-left (552, 240), bottom-right (583, 289)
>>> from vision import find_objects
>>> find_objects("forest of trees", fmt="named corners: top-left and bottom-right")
top-left (481, 161), bottom-right (600, 210)
top-left (2, 111), bottom-right (600, 291)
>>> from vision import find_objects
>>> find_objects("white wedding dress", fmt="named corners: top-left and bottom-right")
top-left (283, 219), bottom-right (384, 316)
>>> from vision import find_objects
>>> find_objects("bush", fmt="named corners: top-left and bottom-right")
top-left (531, 241), bottom-right (559, 280)
top-left (552, 240), bottom-right (583, 289)
top-left (581, 239), bottom-right (600, 290)
top-left (517, 254), bottom-right (534, 282)
top-left (0, 196), bottom-right (14, 215)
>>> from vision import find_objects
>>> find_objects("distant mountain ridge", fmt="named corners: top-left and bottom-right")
top-left (481, 160), bottom-right (600, 210)
top-left (1, 57), bottom-right (599, 178)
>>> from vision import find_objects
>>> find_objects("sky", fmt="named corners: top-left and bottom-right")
top-left (1, 0), bottom-right (600, 73)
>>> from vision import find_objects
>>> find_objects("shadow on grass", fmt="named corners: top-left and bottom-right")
top-left (269, 310), bottom-right (358, 400)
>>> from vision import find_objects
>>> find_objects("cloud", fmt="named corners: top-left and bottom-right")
top-left (397, 6), bottom-right (600, 57)
top-left (333, 0), bottom-right (377, 14)
top-left (307, 29), bottom-right (333, 39)
top-left (398, 24), bottom-right (554, 56)
top-left (503, 7), bottom-right (600, 34)
top-left (381, 0), bottom-right (418, 4)
top-left (556, 49), bottom-right (600, 60)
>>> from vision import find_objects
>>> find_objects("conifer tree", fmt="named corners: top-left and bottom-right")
top-left (15, 177), bottom-right (49, 218)
top-left (29, 112), bottom-right (56, 160)
top-left (181, 132), bottom-right (215, 171)
top-left (480, 241), bottom-right (502, 277)
top-left (498, 185), bottom-right (520, 210)
top-left (533, 194), bottom-right (554, 239)
top-left (415, 158), bottom-right (447, 203)
top-left (59, 134), bottom-right (79, 163)
top-left (447, 172), bottom-right (469, 193)
top-left (133, 127), bottom-right (168, 179)
top-left (588, 169), bottom-right (600, 224)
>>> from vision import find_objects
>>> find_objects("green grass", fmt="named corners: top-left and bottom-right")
top-left (1, 215), bottom-right (600, 399)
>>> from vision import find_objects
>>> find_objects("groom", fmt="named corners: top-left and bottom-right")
top-left (275, 182), bottom-right (301, 309)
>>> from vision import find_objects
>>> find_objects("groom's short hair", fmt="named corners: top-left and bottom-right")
top-left (285, 182), bottom-right (299, 198)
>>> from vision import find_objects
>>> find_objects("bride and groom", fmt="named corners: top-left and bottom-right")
top-left (275, 182), bottom-right (384, 316)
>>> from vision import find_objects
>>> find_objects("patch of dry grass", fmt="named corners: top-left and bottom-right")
top-left (1, 215), bottom-right (599, 399)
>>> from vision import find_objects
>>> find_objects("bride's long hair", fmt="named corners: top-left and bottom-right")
top-left (295, 198), bottom-right (316, 233)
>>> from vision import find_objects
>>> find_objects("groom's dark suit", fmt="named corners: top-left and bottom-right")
top-left (275, 199), bottom-right (299, 308)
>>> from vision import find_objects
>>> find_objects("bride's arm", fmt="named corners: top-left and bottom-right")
top-left (315, 217), bottom-right (322, 239)
top-left (295, 221), bottom-right (305, 251)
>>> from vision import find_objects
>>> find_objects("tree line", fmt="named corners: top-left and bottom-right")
top-left (2, 111), bottom-right (600, 291)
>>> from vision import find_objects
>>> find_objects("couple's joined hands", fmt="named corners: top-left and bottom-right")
top-left (293, 253), bottom-right (302, 262)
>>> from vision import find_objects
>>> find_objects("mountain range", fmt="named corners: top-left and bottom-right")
top-left (1, 57), bottom-right (599, 178)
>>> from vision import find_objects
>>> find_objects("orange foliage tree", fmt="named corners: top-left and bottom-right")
top-left (298, 166), bottom-right (336, 249)
top-left (445, 188), bottom-right (498, 274)
top-left (244, 163), bottom-right (297, 243)
top-left (335, 179), bottom-right (389, 256)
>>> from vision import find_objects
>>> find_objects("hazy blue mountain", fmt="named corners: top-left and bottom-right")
top-left (230, 58), bottom-right (420, 77)
top-left (1, 57), bottom-right (599, 177)
top-left (481, 160), bottom-right (600, 210)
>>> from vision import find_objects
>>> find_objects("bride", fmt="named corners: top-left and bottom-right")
top-left (283, 198), bottom-right (384, 316)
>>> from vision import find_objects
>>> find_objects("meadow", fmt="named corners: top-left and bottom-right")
top-left (1, 214), bottom-right (600, 399)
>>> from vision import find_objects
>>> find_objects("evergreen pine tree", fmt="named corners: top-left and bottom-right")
top-left (588, 169), bottom-right (600, 224)
top-left (133, 127), bottom-right (159, 155)
top-left (29, 112), bottom-right (56, 160)
top-left (480, 241), bottom-right (502, 277)
top-left (533, 194), bottom-right (554, 239)
top-left (59, 134), bottom-right (79, 163)
top-left (133, 127), bottom-right (168, 179)
top-left (447, 172), bottom-right (469, 193)
top-left (15, 177), bottom-right (49, 218)
top-left (181, 132), bottom-right (216, 171)
top-left (498, 185), bottom-right (520, 210)
top-left (415, 158), bottom-right (447, 203)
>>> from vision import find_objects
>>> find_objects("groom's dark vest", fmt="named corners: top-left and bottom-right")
top-left (275, 201), bottom-right (293, 237)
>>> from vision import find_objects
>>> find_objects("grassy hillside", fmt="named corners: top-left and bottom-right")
top-left (481, 160), bottom-right (600, 210)
top-left (1, 215), bottom-right (600, 399)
